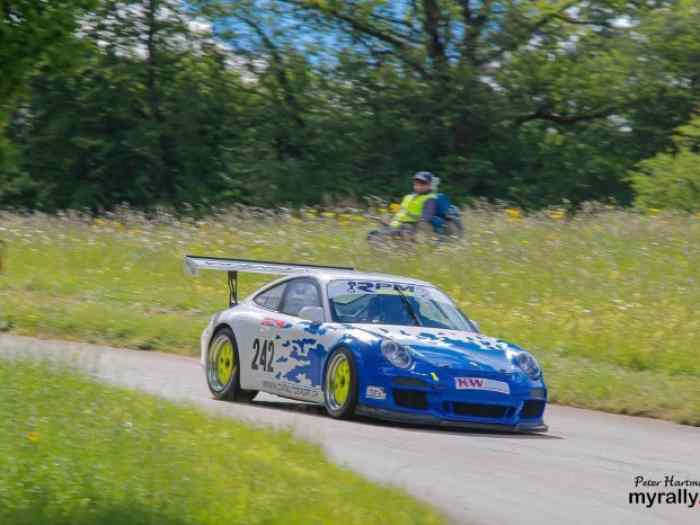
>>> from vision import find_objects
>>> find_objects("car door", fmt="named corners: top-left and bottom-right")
top-left (239, 280), bottom-right (288, 391)
top-left (252, 277), bottom-right (327, 402)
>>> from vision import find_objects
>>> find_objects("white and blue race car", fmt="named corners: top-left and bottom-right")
top-left (185, 256), bottom-right (548, 432)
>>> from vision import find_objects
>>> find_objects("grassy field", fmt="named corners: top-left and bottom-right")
top-left (0, 207), bottom-right (699, 424)
top-left (0, 358), bottom-right (445, 525)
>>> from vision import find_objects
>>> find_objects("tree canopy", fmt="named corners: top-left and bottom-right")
top-left (1, 0), bottom-right (699, 211)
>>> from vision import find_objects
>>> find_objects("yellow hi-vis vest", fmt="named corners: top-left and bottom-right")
top-left (391, 192), bottom-right (436, 227)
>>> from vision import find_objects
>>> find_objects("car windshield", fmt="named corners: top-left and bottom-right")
top-left (328, 279), bottom-right (472, 330)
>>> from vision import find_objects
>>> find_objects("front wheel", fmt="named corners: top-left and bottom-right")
top-left (323, 348), bottom-right (358, 419)
top-left (206, 327), bottom-right (258, 402)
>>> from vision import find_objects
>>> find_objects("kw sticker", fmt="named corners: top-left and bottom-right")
top-left (454, 377), bottom-right (510, 395)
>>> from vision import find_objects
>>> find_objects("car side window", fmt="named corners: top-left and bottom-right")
top-left (253, 282), bottom-right (287, 311)
top-left (280, 278), bottom-right (321, 317)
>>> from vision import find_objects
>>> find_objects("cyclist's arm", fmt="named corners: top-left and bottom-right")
top-left (421, 198), bottom-right (437, 222)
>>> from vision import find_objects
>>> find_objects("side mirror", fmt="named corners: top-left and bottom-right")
top-left (298, 306), bottom-right (325, 324)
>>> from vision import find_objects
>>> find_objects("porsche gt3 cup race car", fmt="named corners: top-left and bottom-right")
top-left (185, 256), bottom-right (548, 432)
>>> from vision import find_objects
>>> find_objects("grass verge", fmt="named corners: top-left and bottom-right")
top-left (0, 358), bottom-right (445, 525)
top-left (0, 208), bottom-right (698, 424)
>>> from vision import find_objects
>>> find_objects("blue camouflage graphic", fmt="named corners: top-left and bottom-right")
top-left (271, 326), bottom-right (333, 388)
top-left (283, 339), bottom-right (327, 387)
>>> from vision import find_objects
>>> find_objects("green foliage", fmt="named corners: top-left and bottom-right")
top-left (0, 359), bottom-right (445, 525)
top-left (630, 113), bottom-right (700, 212)
top-left (631, 150), bottom-right (700, 212)
top-left (0, 0), bottom-right (95, 117)
top-left (0, 0), bottom-right (96, 183)
top-left (1, 0), bottom-right (700, 210)
top-left (1, 209), bottom-right (699, 424)
top-left (4, 2), bottom-right (256, 211)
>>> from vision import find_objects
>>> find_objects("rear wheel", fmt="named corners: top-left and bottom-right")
top-left (206, 327), bottom-right (258, 402)
top-left (323, 348), bottom-right (358, 419)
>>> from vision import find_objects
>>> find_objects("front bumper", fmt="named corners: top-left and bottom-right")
top-left (356, 404), bottom-right (548, 433)
top-left (358, 362), bottom-right (548, 433)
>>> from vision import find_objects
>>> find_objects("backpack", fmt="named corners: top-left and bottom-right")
top-left (435, 193), bottom-right (451, 218)
top-left (431, 193), bottom-right (463, 237)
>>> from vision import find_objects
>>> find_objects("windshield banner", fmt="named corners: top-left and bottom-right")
top-left (329, 280), bottom-right (418, 297)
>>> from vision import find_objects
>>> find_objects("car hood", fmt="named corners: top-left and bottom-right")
top-left (352, 324), bottom-right (520, 374)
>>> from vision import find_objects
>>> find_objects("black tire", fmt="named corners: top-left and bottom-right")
top-left (206, 327), bottom-right (258, 402)
top-left (323, 348), bottom-right (359, 419)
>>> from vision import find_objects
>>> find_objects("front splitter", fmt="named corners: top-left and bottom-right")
top-left (356, 404), bottom-right (549, 433)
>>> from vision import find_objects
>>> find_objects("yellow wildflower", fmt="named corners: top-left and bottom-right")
top-left (548, 209), bottom-right (566, 221)
top-left (505, 208), bottom-right (523, 220)
top-left (27, 431), bottom-right (40, 443)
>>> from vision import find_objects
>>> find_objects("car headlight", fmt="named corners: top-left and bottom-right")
top-left (511, 351), bottom-right (541, 380)
top-left (381, 340), bottom-right (413, 369)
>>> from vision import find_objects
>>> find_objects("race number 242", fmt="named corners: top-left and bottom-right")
top-left (251, 338), bottom-right (275, 372)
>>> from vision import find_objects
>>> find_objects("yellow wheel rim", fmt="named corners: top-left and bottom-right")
top-left (327, 353), bottom-right (351, 410)
top-left (217, 340), bottom-right (235, 385)
top-left (208, 335), bottom-right (237, 392)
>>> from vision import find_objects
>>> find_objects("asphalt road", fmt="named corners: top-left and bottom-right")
top-left (2, 334), bottom-right (699, 525)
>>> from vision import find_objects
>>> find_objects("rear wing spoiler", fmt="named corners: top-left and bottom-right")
top-left (184, 255), bottom-right (354, 277)
top-left (184, 255), bottom-right (354, 305)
